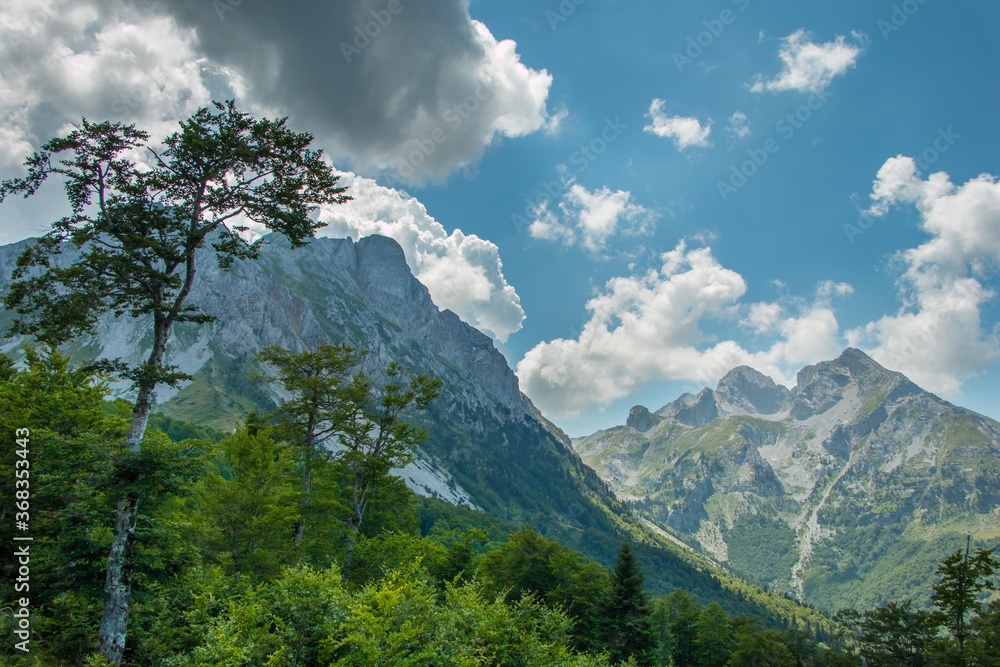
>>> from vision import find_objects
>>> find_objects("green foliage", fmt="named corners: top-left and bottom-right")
top-left (967, 601), bottom-right (1000, 667)
top-left (931, 541), bottom-right (999, 656)
top-left (836, 541), bottom-right (1000, 667)
top-left (727, 629), bottom-right (796, 667)
top-left (0, 348), bottom-right (856, 666)
top-left (725, 512), bottom-right (798, 588)
top-left (603, 540), bottom-right (657, 666)
top-left (321, 564), bottom-right (606, 667)
top-left (696, 602), bottom-right (733, 667)
top-left (663, 589), bottom-right (702, 667)
top-left (0, 350), bottom-right (202, 664)
top-left (476, 527), bottom-right (612, 653)
top-left (181, 429), bottom-right (302, 579)
top-left (840, 600), bottom-right (939, 667)
top-left (172, 565), bottom-right (346, 667)
top-left (0, 99), bottom-right (352, 664)
top-left (256, 344), bottom-right (441, 559)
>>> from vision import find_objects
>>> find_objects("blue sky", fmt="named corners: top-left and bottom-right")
top-left (0, 0), bottom-right (998, 435)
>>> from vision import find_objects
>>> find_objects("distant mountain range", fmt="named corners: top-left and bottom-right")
top-left (573, 348), bottom-right (1000, 610)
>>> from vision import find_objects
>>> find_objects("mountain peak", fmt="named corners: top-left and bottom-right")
top-left (716, 365), bottom-right (792, 416)
top-left (627, 405), bottom-right (661, 432)
top-left (655, 387), bottom-right (719, 427)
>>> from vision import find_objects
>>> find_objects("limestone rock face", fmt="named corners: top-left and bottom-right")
top-left (572, 347), bottom-right (1000, 610)
top-left (627, 405), bottom-right (660, 432)
top-left (656, 388), bottom-right (719, 427)
top-left (0, 233), bottom-right (585, 518)
top-left (716, 366), bottom-right (792, 415)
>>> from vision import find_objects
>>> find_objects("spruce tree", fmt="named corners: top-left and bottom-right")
top-left (604, 539), bottom-right (657, 666)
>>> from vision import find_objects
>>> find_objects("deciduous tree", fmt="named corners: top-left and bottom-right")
top-left (0, 100), bottom-right (349, 665)
top-left (931, 538), bottom-right (998, 664)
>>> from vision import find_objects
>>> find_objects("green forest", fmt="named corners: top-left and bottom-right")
top-left (1, 348), bottom-right (999, 666)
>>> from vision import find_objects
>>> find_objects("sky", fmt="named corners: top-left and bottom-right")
top-left (0, 0), bottom-right (998, 436)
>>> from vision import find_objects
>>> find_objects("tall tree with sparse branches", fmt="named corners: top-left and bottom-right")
top-left (931, 537), bottom-right (998, 665)
top-left (0, 100), bottom-right (350, 666)
top-left (337, 362), bottom-right (442, 540)
top-left (256, 343), bottom-right (361, 549)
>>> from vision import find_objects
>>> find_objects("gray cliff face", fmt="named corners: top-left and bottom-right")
top-left (0, 233), bottom-right (537, 508)
top-left (627, 405), bottom-right (661, 432)
top-left (0, 234), bottom-right (527, 419)
top-left (572, 347), bottom-right (1000, 610)
top-left (656, 387), bottom-right (719, 427)
top-left (716, 366), bottom-right (792, 415)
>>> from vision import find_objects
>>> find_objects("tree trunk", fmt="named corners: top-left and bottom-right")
top-left (97, 495), bottom-right (138, 666)
top-left (293, 446), bottom-right (313, 548)
top-left (97, 319), bottom-right (169, 665)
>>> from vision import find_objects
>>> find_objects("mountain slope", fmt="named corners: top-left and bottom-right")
top-left (574, 348), bottom-right (1000, 610)
top-left (0, 232), bottom-right (839, 630)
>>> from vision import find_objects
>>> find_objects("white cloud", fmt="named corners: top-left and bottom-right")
top-left (847, 158), bottom-right (1000, 394)
top-left (643, 99), bottom-right (712, 150)
top-left (527, 200), bottom-right (574, 245)
top-left (544, 105), bottom-right (569, 135)
top-left (750, 29), bottom-right (863, 94)
top-left (317, 171), bottom-right (524, 343)
top-left (528, 183), bottom-right (654, 253)
top-left (0, 0), bottom-right (216, 170)
top-left (516, 242), bottom-right (849, 416)
top-left (727, 111), bottom-right (750, 139)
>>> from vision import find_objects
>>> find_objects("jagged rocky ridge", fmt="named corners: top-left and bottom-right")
top-left (573, 348), bottom-right (1000, 610)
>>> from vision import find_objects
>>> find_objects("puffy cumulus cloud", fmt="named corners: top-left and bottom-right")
top-left (643, 100), bottom-right (712, 150)
top-left (750, 29), bottom-right (864, 94)
top-left (847, 158), bottom-right (1000, 394)
top-left (0, 0), bottom-right (217, 171)
top-left (529, 183), bottom-right (654, 253)
top-left (316, 171), bottom-right (524, 343)
top-left (515, 242), bottom-right (850, 416)
top-left (143, 0), bottom-right (555, 183)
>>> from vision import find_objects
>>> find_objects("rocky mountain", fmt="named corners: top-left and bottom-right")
top-left (0, 232), bottom-right (838, 628)
top-left (574, 348), bottom-right (1000, 611)
top-left (0, 232), bottom-right (568, 510)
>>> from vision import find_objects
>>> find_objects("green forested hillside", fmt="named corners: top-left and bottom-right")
top-left (0, 350), bottom-right (847, 666)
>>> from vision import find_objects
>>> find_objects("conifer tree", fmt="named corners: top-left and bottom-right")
top-left (604, 539), bottom-right (657, 666)
top-left (696, 601), bottom-right (733, 667)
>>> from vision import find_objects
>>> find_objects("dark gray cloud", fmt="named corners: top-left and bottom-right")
top-left (136, 0), bottom-right (555, 181)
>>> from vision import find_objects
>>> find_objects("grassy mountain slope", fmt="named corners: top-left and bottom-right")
top-left (574, 350), bottom-right (1000, 611)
